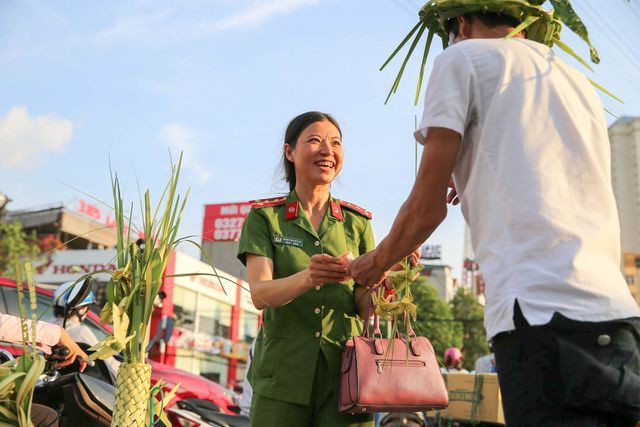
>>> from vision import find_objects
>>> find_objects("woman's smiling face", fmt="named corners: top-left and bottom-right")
top-left (285, 119), bottom-right (343, 188)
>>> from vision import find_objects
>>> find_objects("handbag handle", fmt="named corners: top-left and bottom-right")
top-left (362, 301), bottom-right (383, 338)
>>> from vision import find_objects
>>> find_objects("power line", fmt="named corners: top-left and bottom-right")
top-left (389, 0), bottom-right (416, 18)
top-left (627, 1), bottom-right (640, 21)
top-left (580, 3), bottom-right (640, 73)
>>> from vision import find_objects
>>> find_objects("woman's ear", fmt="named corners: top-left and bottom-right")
top-left (284, 144), bottom-right (295, 162)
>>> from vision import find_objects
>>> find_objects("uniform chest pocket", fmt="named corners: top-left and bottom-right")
top-left (272, 242), bottom-right (310, 277)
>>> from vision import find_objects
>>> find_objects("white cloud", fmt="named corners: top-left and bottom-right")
top-left (90, 0), bottom-right (321, 48)
top-left (158, 123), bottom-right (211, 184)
top-left (215, 0), bottom-right (321, 31)
top-left (0, 107), bottom-right (74, 171)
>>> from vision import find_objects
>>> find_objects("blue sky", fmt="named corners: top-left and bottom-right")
top-left (1, 0), bottom-right (639, 278)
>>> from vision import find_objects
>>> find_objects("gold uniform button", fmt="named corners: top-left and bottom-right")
top-left (314, 308), bottom-right (321, 314)
top-left (315, 331), bottom-right (321, 338)
top-left (314, 241), bottom-right (320, 247)
top-left (315, 286), bottom-right (321, 291)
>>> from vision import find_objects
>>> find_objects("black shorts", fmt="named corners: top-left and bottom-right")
top-left (492, 301), bottom-right (640, 427)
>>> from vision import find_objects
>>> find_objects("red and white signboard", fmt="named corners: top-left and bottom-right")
top-left (202, 202), bottom-right (251, 242)
top-left (75, 198), bottom-right (143, 239)
top-left (34, 249), bottom-right (118, 283)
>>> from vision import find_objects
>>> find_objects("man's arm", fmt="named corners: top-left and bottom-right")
top-left (349, 127), bottom-right (461, 286)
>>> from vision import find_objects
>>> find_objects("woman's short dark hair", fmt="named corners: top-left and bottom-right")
top-left (445, 12), bottom-right (521, 38)
top-left (282, 111), bottom-right (342, 191)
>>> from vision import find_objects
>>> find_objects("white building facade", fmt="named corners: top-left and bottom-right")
top-left (610, 117), bottom-right (640, 254)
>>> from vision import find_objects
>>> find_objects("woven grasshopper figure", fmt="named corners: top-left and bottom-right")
top-left (382, 0), bottom-right (616, 104)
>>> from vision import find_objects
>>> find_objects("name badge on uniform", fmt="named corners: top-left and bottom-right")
top-left (273, 234), bottom-right (304, 248)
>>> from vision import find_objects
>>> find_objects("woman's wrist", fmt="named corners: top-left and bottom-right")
top-left (300, 268), bottom-right (314, 290)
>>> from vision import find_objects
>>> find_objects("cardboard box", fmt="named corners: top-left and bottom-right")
top-left (428, 373), bottom-right (504, 425)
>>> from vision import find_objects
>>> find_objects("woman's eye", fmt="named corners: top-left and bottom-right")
top-left (333, 140), bottom-right (342, 146)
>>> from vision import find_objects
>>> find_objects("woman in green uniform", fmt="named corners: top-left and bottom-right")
top-left (237, 111), bottom-right (375, 427)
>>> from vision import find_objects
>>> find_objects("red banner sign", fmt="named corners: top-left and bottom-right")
top-left (202, 202), bottom-right (251, 241)
top-left (75, 198), bottom-right (143, 239)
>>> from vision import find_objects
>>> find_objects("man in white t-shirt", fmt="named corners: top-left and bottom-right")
top-left (350, 9), bottom-right (640, 426)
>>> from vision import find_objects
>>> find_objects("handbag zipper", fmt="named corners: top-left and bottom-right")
top-left (375, 359), bottom-right (425, 374)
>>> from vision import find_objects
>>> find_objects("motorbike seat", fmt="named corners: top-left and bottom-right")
top-left (77, 374), bottom-right (115, 414)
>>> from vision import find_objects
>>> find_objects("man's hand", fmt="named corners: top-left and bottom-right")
top-left (447, 178), bottom-right (460, 205)
top-left (348, 250), bottom-right (387, 289)
top-left (57, 328), bottom-right (88, 372)
top-left (408, 249), bottom-right (421, 268)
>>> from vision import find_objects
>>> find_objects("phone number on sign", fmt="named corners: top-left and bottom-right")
top-left (214, 218), bottom-right (245, 229)
top-left (213, 229), bottom-right (241, 240)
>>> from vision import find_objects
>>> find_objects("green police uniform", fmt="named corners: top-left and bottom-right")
top-left (237, 191), bottom-right (375, 427)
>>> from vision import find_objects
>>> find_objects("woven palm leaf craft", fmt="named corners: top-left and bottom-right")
top-left (381, 0), bottom-right (620, 104)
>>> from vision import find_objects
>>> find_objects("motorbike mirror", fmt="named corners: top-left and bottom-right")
top-left (66, 277), bottom-right (93, 309)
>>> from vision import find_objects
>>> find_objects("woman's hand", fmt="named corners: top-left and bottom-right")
top-left (307, 254), bottom-right (350, 286)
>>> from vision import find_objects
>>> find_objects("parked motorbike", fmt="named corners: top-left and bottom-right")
top-left (166, 398), bottom-right (250, 427)
top-left (37, 278), bottom-right (250, 427)
top-left (34, 349), bottom-right (114, 427)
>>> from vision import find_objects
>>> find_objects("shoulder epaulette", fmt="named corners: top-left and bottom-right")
top-left (249, 196), bottom-right (287, 209)
top-left (339, 200), bottom-right (372, 219)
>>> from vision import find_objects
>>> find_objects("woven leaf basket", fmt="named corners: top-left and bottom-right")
top-left (112, 363), bottom-right (151, 427)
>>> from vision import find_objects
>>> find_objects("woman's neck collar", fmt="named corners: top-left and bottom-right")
top-left (294, 183), bottom-right (331, 212)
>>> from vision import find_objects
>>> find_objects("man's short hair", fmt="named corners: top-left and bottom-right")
top-left (446, 12), bottom-right (522, 37)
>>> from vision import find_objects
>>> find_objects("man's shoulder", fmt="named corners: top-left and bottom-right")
top-left (444, 38), bottom-right (548, 60)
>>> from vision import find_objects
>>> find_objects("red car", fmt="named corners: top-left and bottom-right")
top-left (0, 276), bottom-right (240, 414)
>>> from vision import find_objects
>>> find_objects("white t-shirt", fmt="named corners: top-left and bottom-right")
top-left (474, 354), bottom-right (495, 374)
top-left (415, 38), bottom-right (640, 339)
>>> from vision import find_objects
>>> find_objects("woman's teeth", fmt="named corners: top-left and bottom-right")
top-left (316, 161), bottom-right (334, 168)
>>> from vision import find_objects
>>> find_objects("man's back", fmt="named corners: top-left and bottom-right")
top-left (417, 38), bottom-right (640, 338)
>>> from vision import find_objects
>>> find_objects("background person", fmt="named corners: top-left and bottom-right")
top-left (473, 352), bottom-right (495, 374)
top-left (0, 312), bottom-right (88, 427)
top-left (52, 281), bottom-right (121, 377)
top-left (440, 347), bottom-right (468, 374)
top-left (349, 3), bottom-right (640, 425)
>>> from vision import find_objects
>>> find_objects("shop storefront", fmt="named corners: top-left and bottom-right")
top-left (150, 251), bottom-right (259, 388)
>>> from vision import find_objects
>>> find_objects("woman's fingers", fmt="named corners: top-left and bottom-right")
top-left (311, 253), bottom-right (344, 264)
top-left (309, 254), bottom-right (352, 285)
top-left (312, 275), bottom-right (350, 284)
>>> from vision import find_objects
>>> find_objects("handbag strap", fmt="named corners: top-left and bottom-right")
top-left (362, 300), bottom-right (383, 338)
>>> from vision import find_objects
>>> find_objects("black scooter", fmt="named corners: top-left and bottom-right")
top-left (34, 278), bottom-right (249, 427)
top-left (32, 278), bottom-right (115, 426)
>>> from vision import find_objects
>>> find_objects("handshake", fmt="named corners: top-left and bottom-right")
top-left (307, 249), bottom-right (421, 289)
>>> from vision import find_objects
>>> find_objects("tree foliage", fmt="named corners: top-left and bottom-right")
top-left (451, 287), bottom-right (490, 371)
top-left (0, 221), bottom-right (41, 278)
top-left (409, 276), bottom-right (463, 363)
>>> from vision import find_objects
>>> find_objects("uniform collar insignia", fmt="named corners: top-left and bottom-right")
top-left (285, 201), bottom-right (299, 221)
top-left (330, 201), bottom-right (343, 222)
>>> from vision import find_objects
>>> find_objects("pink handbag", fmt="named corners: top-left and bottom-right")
top-left (338, 309), bottom-right (449, 413)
